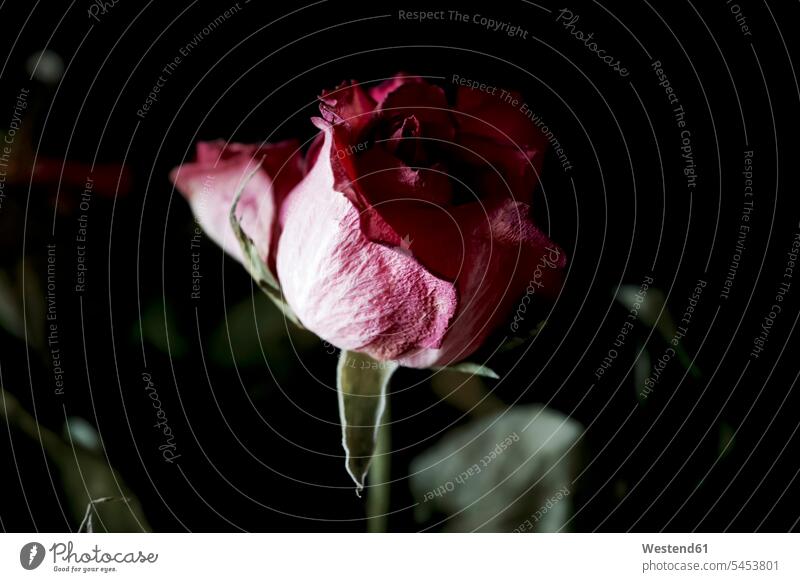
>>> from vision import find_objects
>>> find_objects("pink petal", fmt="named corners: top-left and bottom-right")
top-left (169, 139), bottom-right (303, 274)
top-left (276, 121), bottom-right (457, 361)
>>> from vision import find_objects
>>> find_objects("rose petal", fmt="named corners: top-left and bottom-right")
top-left (454, 134), bottom-right (540, 204)
top-left (398, 199), bottom-right (566, 368)
top-left (378, 80), bottom-right (456, 143)
top-left (354, 145), bottom-right (453, 206)
top-left (306, 131), bottom-right (325, 168)
top-left (319, 81), bottom-right (376, 136)
top-left (277, 122), bottom-right (457, 361)
top-left (330, 125), bottom-right (461, 281)
top-left (455, 86), bottom-right (545, 149)
top-left (368, 73), bottom-right (423, 106)
top-left (169, 139), bottom-right (303, 274)
top-left (453, 86), bottom-right (549, 202)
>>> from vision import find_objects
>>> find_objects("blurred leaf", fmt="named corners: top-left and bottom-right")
top-left (499, 319), bottom-right (547, 352)
top-left (0, 270), bottom-right (25, 340)
top-left (617, 286), bottom-right (702, 379)
top-left (634, 342), bottom-right (652, 403)
top-left (26, 49), bottom-right (64, 85)
top-left (287, 325), bottom-right (322, 352)
top-left (20, 260), bottom-right (46, 351)
top-left (139, 299), bottom-right (187, 358)
top-left (614, 480), bottom-right (628, 500)
top-left (210, 294), bottom-right (285, 368)
top-left (675, 345), bottom-right (702, 379)
top-left (617, 285), bottom-right (672, 336)
top-left (410, 405), bottom-right (583, 532)
top-left (0, 261), bottom-right (46, 350)
top-left (1, 388), bottom-right (150, 531)
top-left (431, 369), bottom-right (504, 418)
top-left (719, 422), bottom-right (735, 458)
top-left (64, 416), bottom-right (101, 452)
top-left (337, 351), bottom-right (397, 494)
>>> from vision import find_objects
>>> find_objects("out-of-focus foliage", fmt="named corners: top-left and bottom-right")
top-left (1, 389), bottom-right (149, 532)
top-left (410, 405), bottom-right (583, 532)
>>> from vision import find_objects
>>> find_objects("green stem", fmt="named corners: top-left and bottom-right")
top-left (366, 401), bottom-right (390, 533)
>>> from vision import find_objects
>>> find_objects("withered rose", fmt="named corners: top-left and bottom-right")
top-left (171, 74), bottom-right (565, 369)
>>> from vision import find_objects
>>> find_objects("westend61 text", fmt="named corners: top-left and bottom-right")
top-left (643, 543), bottom-right (708, 554)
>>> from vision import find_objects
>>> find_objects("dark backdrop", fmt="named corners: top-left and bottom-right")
top-left (0, 0), bottom-right (798, 532)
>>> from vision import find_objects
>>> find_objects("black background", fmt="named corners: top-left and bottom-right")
top-left (1, 0), bottom-right (799, 532)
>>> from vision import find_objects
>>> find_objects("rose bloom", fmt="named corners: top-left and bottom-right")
top-left (170, 74), bottom-right (566, 369)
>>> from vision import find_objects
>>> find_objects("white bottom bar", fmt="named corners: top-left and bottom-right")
top-left (1, 533), bottom-right (797, 581)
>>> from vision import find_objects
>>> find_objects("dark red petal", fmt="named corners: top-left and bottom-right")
top-left (319, 81), bottom-right (376, 135)
top-left (453, 87), bottom-right (549, 201)
top-left (455, 86), bottom-right (545, 148)
top-left (334, 135), bottom-right (462, 281)
top-left (454, 134), bottom-right (542, 204)
top-left (379, 81), bottom-right (456, 143)
top-left (369, 73), bottom-right (424, 106)
top-left (398, 199), bottom-right (566, 368)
